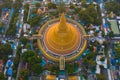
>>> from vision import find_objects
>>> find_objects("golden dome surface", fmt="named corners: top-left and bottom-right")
top-left (37, 13), bottom-right (87, 61)
top-left (44, 13), bottom-right (81, 55)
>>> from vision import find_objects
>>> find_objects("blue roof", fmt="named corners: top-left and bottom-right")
top-left (7, 68), bottom-right (12, 76)
top-left (111, 59), bottom-right (116, 65)
top-left (6, 60), bottom-right (13, 67)
top-left (41, 59), bottom-right (46, 67)
top-left (104, 23), bottom-right (109, 28)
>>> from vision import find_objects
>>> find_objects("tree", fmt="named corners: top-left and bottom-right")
top-left (65, 62), bottom-right (78, 74)
top-left (4, 43), bottom-right (12, 55)
top-left (22, 50), bottom-right (43, 75)
top-left (6, 0), bottom-right (22, 36)
top-left (115, 48), bottom-right (120, 53)
top-left (22, 50), bottom-right (36, 63)
top-left (105, 1), bottom-right (120, 16)
top-left (86, 52), bottom-right (96, 60)
top-left (23, 3), bottom-right (29, 22)
top-left (35, 3), bottom-right (41, 8)
top-left (74, 62), bottom-right (79, 68)
top-left (31, 64), bottom-right (43, 75)
top-left (28, 55), bottom-right (42, 66)
top-left (94, 17), bottom-right (102, 26)
top-left (0, 45), bottom-right (5, 57)
top-left (81, 0), bottom-right (87, 8)
top-left (0, 72), bottom-right (6, 80)
top-left (31, 9), bottom-right (37, 14)
top-left (20, 37), bottom-right (29, 45)
top-left (77, 4), bottom-right (102, 26)
top-left (0, 43), bottom-right (12, 58)
top-left (3, 0), bottom-right (11, 8)
top-left (116, 62), bottom-right (120, 66)
top-left (87, 5), bottom-right (97, 19)
top-left (0, 22), bottom-right (4, 29)
top-left (69, 3), bottom-right (75, 9)
top-left (47, 2), bottom-right (57, 9)
top-left (24, 3), bottom-right (29, 9)
top-left (78, 10), bottom-right (93, 25)
top-left (48, 64), bottom-right (59, 74)
top-left (28, 16), bottom-right (42, 27)
top-left (12, 48), bottom-right (20, 77)
top-left (20, 69), bottom-right (29, 80)
top-left (108, 31), bottom-right (114, 37)
top-left (82, 52), bottom-right (96, 71)
top-left (114, 48), bottom-right (120, 59)
top-left (0, 5), bottom-right (3, 16)
top-left (26, 43), bottom-right (31, 49)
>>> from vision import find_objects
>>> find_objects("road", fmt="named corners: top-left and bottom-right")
top-left (99, 0), bottom-right (115, 79)
top-left (4, 7), bottom-right (14, 35)
top-left (16, 1), bottom-right (25, 80)
top-left (107, 42), bottom-right (114, 80)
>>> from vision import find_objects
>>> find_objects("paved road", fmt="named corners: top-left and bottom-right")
top-left (107, 37), bottom-right (115, 80)
top-left (16, 1), bottom-right (25, 79)
top-left (4, 8), bottom-right (14, 35)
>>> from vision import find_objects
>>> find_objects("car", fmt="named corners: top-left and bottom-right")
top-left (21, 9), bottom-right (24, 15)
top-left (16, 34), bottom-right (20, 38)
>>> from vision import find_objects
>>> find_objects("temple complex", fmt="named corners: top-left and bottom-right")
top-left (37, 13), bottom-right (87, 70)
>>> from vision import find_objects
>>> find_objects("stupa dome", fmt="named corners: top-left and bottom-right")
top-left (38, 13), bottom-right (87, 61)
top-left (44, 13), bottom-right (80, 55)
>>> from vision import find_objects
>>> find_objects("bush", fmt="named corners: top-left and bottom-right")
top-left (20, 37), bottom-right (29, 45)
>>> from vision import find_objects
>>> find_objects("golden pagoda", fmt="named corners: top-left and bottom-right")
top-left (44, 13), bottom-right (80, 55)
top-left (37, 13), bottom-right (87, 62)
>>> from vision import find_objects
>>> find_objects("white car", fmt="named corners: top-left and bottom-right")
top-left (16, 34), bottom-right (20, 38)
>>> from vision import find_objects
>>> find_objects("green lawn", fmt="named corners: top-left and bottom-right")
top-left (109, 20), bottom-right (120, 34)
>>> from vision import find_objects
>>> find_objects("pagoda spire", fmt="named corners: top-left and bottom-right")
top-left (58, 13), bottom-right (68, 33)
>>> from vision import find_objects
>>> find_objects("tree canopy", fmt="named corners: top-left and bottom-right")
top-left (22, 50), bottom-right (43, 75)
top-left (76, 4), bottom-right (102, 26)
top-left (114, 47), bottom-right (120, 59)
top-left (0, 22), bottom-right (4, 29)
top-left (48, 64), bottom-right (59, 74)
top-left (47, 2), bottom-right (57, 9)
top-left (35, 3), bottom-right (41, 8)
top-left (82, 52), bottom-right (96, 71)
top-left (23, 3), bottom-right (30, 23)
top-left (22, 50), bottom-right (35, 63)
top-left (0, 72), bottom-right (6, 80)
top-left (31, 63), bottom-right (43, 75)
top-left (6, 0), bottom-right (22, 36)
top-left (0, 43), bottom-right (12, 58)
top-left (20, 68), bottom-right (29, 80)
top-left (65, 62), bottom-right (79, 74)
top-left (105, 1), bottom-right (120, 16)
top-left (20, 37), bottom-right (29, 45)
